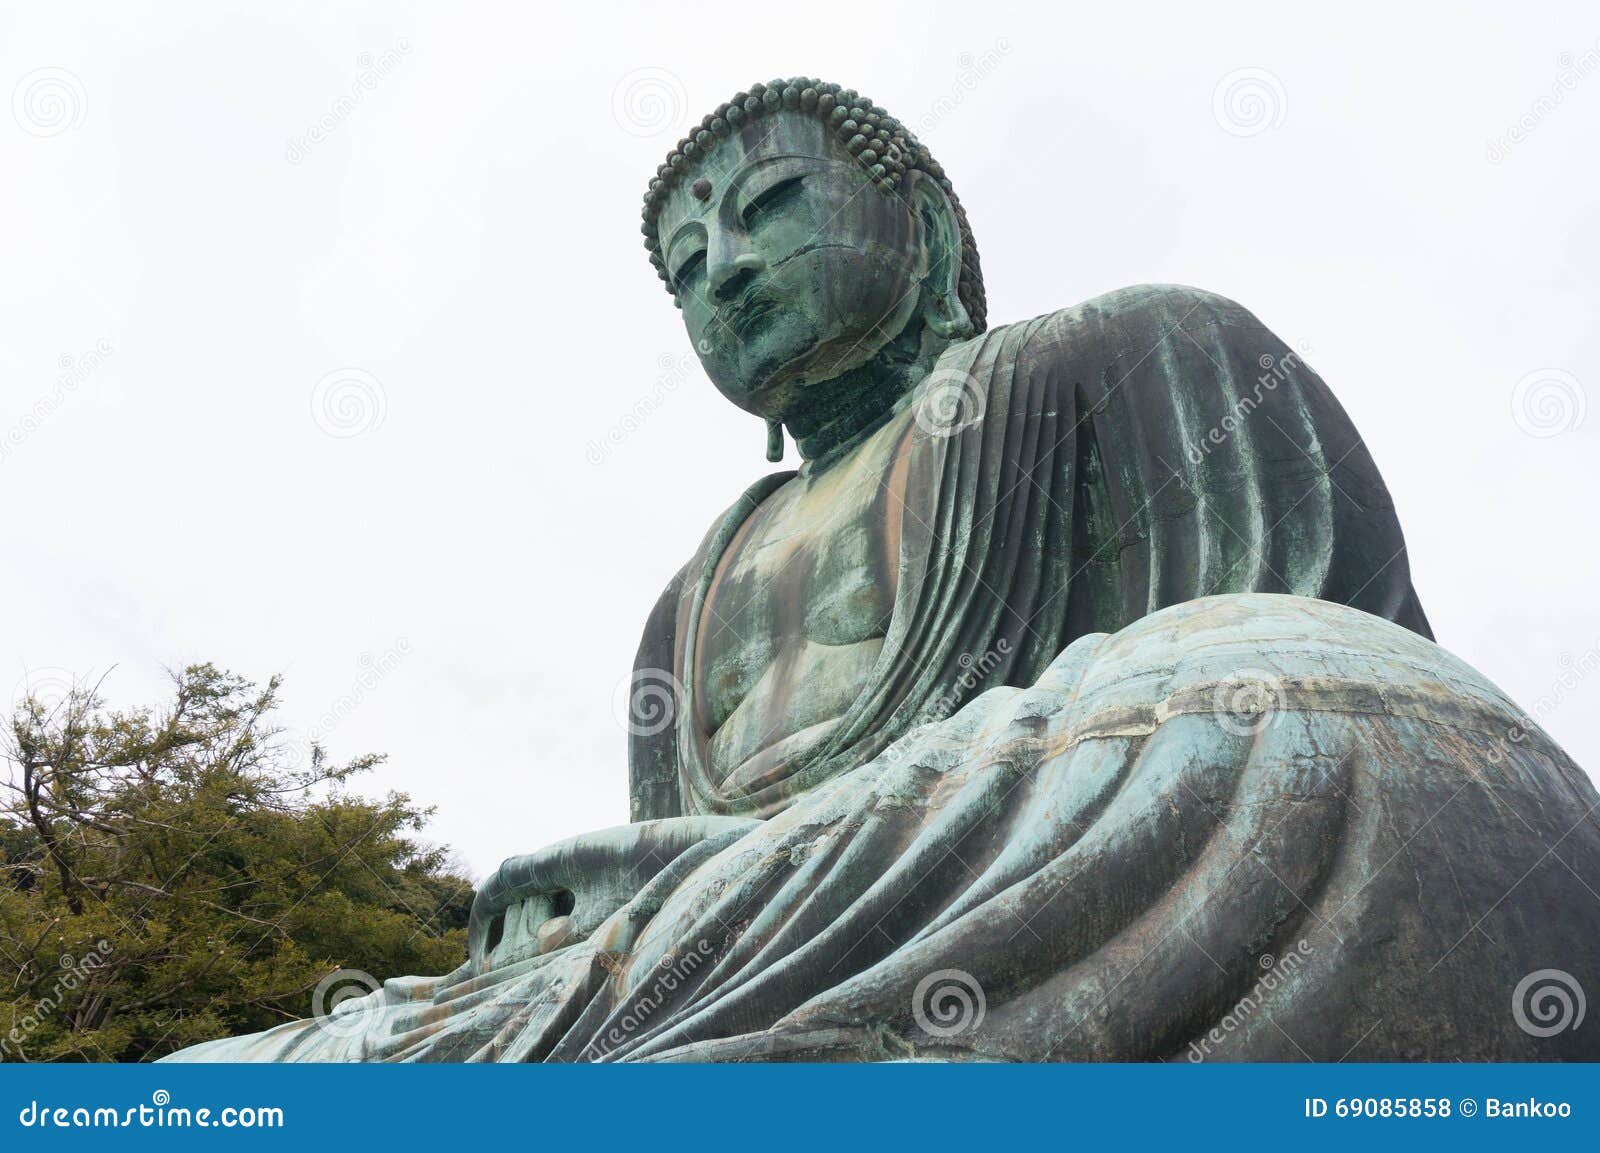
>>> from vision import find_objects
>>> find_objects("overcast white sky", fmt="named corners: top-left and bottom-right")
top-left (3, 2), bottom-right (1596, 877)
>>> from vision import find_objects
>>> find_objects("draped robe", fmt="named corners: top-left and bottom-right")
top-left (165, 286), bottom-right (1600, 1062)
top-left (631, 283), bottom-right (1431, 822)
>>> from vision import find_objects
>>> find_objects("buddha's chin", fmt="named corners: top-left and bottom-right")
top-left (723, 330), bottom-right (825, 412)
top-left (748, 328), bottom-right (895, 411)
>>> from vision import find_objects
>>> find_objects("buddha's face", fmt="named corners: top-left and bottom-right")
top-left (655, 111), bottom-right (936, 424)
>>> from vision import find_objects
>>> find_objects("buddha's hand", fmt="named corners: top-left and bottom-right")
top-left (465, 815), bottom-right (757, 974)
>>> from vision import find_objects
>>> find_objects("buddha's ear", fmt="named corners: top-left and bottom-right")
top-left (907, 171), bottom-right (973, 339)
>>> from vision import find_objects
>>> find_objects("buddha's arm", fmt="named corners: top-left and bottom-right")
top-left (465, 815), bottom-right (756, 975)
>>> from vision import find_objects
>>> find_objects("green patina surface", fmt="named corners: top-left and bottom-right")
top-left (165, 76), bottom-right (1600, 1063)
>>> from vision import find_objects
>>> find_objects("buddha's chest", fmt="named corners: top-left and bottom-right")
top-left (692, 415), bottom-right (913, 768)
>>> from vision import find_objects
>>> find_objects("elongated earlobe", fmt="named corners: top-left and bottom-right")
top-left (766, 417), bottom-right (784, 462)
top-left (924, 284), bottom-right (975, 339)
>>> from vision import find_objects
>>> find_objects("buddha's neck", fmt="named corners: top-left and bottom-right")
top-left (786, 319), bottom-right (947, 471)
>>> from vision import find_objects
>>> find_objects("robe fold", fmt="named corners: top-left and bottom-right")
top-left (634, 284), bottom-right (1430, 823)
top-left (165, 286), bottom-right (1600, 1064)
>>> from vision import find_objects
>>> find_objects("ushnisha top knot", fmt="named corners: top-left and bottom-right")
top-left (640, 76), bottom-right (986, 334)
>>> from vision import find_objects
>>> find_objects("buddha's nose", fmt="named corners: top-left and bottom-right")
top-left (709, 248), bottom-right (768, 305)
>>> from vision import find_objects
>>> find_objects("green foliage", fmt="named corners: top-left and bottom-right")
top-left (0, 664), bottom-right (472, 1062)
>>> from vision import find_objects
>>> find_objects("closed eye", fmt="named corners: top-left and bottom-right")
top-left (672, 249), bottom-right (706, 291)
top-left (741, 175), bottom-right (805, 227)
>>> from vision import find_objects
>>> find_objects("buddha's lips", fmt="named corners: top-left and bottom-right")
top-left (721, 290), bottom-right (779, 335)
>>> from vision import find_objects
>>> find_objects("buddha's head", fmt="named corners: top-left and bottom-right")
top-left (642, 79), bottom-right (986, 448)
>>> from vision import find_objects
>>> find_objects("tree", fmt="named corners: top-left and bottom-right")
top-left (0, 663), bottom-right (472, 1061)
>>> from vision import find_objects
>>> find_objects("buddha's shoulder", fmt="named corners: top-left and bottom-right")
top-left (973, 283), bottom-right (1271, 363)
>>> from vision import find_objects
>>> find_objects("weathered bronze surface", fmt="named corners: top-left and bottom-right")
top-left (167, 77), bottom-right (1599, 1062)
